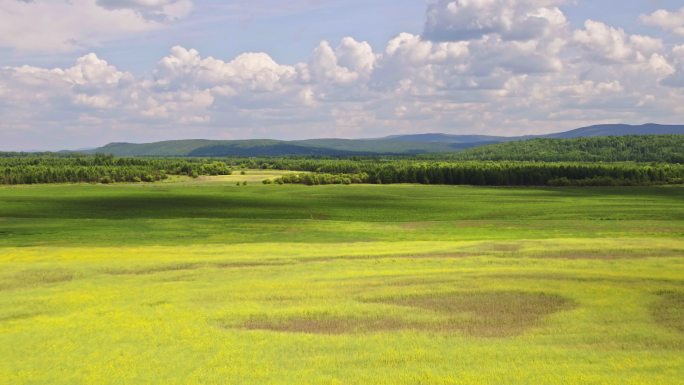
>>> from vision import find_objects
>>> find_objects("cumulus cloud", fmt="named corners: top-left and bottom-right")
top-left (1, 53), bottom-right (132, 108)
top-left (661, 44), bottom-right (684, 87)
top-left (641, 7), bottom-right (684, 37)
top-left (0, 53), bottom-right (137, 150)
top-left (335, 38), bottom-right (376, 76)
top-left (96, 0), bottom-right (193, 21)
top-left (2, 0), bottom-right (684, 150)
top-left (151, 46), bottom-right (298, 93)
top-left (424, 0), bottom-right (568, 42)
top-left (574, 20), bottom-right (663, 63)
top-left (0, 0), bottom-right (191, 53)
top-left (308, 41), bottom-right (362, 85)
top-left (141, 46), bottom-right (306, 122)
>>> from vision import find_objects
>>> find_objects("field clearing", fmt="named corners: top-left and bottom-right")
top-left (163, 169), bottom-right (296, 185)
top-left (0, 182), bottom-right (683, 384)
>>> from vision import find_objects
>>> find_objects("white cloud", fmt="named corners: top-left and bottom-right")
top-left (65, 53), bottom-right (133, 87)
top-left (0, 0), bottom-right (191, 53)
top-left (662, 44), bottom-right (684, 87)
top-left (141, 46), bottom-right (304, 122)
top-left (96, 0), bottom-right (193, 21)
top-left (335, 37), bottom-right (376, 76)
top-left (151, 46), bottom-right (298, 93)
top-left (641, 7), bottom-right (684, 37)
top-left (308, 41), bottom-right (361, 85)
top-left (2, 0), bottom-right (684, 149)
top-left (1, 53), bottom-right (132, 108)
top-left (424, 0), bottom-right (568, 42)
top-left (380, 33), bottom-right (470, 90)
top-left (573, 20), bottom-right (663, 63)
top-left (0, 53), bottom-right (137, 150)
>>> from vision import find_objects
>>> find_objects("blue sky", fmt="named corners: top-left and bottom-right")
top-left (1, 0), bottom-right (684, 150)
top-left (4, 1), bottom-right (683, 71)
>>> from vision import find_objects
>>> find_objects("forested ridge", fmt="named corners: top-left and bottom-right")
top-left (2, 134), bottom-right (683, 186)
top-left (441, 135), bottom-right (684, 162)
top-left (82, 126), bottom-right (684, 156)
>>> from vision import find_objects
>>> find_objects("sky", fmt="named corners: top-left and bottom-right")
top-left (1, 0), bottom-right (684, 150)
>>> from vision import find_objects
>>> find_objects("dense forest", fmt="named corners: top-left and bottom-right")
top-left (0, 153), bottom-right (231, 184)
top-left (2, 134), bottom-right (684, 186)
top-left (84, 127), bottom-right (684, 157)
top-left (258, 160), bottom-right (684, 186)
top-left (440, 135), bottom-right (684, 163)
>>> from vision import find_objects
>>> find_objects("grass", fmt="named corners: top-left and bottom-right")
top-left (652, 291), bottom-right (684, 333)
top-left (0, 183), bottom-right (682, 247)
top-left (0, 182), bottom-right (682, 384)
top-left (163, 169), bottom-right (295, 185)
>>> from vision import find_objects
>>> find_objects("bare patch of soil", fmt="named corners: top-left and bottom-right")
top-left (233, 291), bottom-right (574, 337)
top-left (379, 291), bottom-right (574, 337)
top-left (240, 314), bottom-right (409, 334)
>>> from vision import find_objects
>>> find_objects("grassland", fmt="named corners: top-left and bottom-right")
top-left (0, 180), bottom-right (682, 384)
top-left (163, 170), bottom-right (293, 185)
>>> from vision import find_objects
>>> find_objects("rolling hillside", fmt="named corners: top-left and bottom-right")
top-left (382, 133), bottom-right (516, 143)
top-left (445, 135), bottom-right (684, 162)
top-left (84, 124), bottom-right (684, 157)
top-left (545, 123), bottom-right (684, 139)
top-left (89, 138), bottom-right (474, 156)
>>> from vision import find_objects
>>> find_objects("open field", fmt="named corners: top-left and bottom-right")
top-left (163, 169), bottom-right (295, 185)
top-left (1, 182), bottom-right (683, 384)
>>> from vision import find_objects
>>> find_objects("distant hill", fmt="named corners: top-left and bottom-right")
top-left (88, 138), bottom-right (477, 156)
top-left (382, 133), bottom-right (515, 143)
top-left (83, 123), bottom-right (684, 157)
top-left (445, 135), bottom-right (684, 163)
top-left (544, 123), bottom-right (684, 139)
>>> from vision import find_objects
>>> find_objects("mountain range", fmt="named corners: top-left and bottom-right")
top-left (84, 123), bottom-right (684, 157)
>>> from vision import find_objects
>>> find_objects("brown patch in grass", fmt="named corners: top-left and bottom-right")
top-left (652, 291), bottom-right (684, 333)
top-left (239, 314), bottom-right (409, 334)
top-left (569, 338), bottom-right (684, 351)
top-left (144, 301), bottom-right (169, 307)
top-left (302, 251), bottom-right (473, 264)
top-left (379, 291), bottom-right (574, 337)
top-left (525, 249), bottom-right (681, 260)
top-left (104, 260), bottom-right (291, 276)
top-left (234, 291), bottom-right (573, 337)
top-left (400, 252), bottom-right (475, 259)
top-left (103, 261), bottom-right (292, 281)
top-left (472, 243), bottom-right (523, 253)
top-left (490, 272), bottom-right (680, 285)
top-left (0, 269), bottom-right (74, 291)
top-left (211, 261), bottom-right (292, 269)
top-left (103, 263), bottom-right (200, 275)
top-left (0, 311), bottom-right (46, 323)
top-left (400, 222), bottom-right (434, 230)
top-left (388, 277), bottom-right (460, 287)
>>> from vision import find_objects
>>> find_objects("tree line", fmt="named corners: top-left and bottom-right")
top-left (261, 160), bottom-right (684, 186)
top-left (2, 152), bottom-right (683, 186)
top-left (435, 135), bottom-right (684, 163)
top-left (0, 154), bottom-right (231, 184)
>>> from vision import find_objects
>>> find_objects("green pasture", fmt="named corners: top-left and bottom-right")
top-left (0, 182), bottom-right (682, 384)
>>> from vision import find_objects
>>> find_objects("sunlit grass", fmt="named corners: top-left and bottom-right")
top-left (164, 169), bottom-right (295, 185)
top-left (0, 183), bottom-right (682, 384)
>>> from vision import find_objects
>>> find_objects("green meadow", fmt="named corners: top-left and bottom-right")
top-left (1, 179), bottom-right (683, 384)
